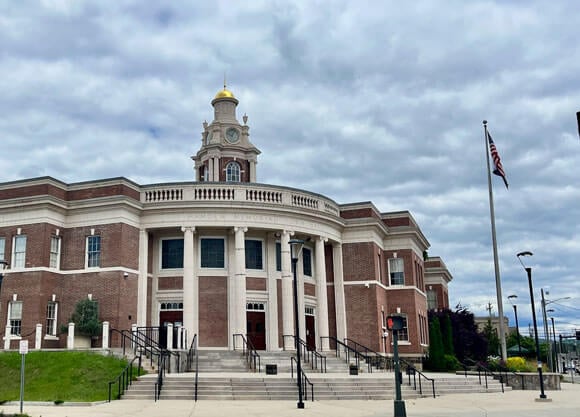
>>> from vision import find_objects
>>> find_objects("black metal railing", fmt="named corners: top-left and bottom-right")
top-left (282, 335), bottom-right (327, 373)
top-left (232, 333), bottom-right (261, 372)
top-left (186, 334), bottom-right (199, 402)
top-left (320, 336), bottom-right (372, 373)
top-left (344, 338), bottom-right (394, 371)
top-left (461, 359), bottom-right (505, 393)
top-left (400, 358), bottom-right (436, 398)
top-left (154, 351), bottom-right (170, 402)
top-left (107, 354), bottom-right (143, 402)
top-left (290, 357), bottom-right (315, 401)
top-left (110, 328), bottom-right (162, 370)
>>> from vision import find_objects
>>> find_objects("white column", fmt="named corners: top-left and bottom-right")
top-left (137, 229), bottom-right (149, 326)
top-left (266, 233), bottom-right (279, 350)
top-left (102, 321), bottom-right (110, 349)
top-left (4, 326), bottom-right (11, 350)
top-left (234, 227), bottom-right (247, 335)
top-left (182, 226), bottom-right (197, 345)
top-left (297, 254), bottom-right (306, 345)
top-left (333, 243), bottom-right (347, 342)
top-left (67, 323), bottom-right (75, 349)
top-left (281, 230), bottom-right (294, 350)
top-left (208, 158), bottom-right (214, 181)
top-left (249, 160), bottom-right (257, 182)
top-left (213, 157), bottom-right (220, 181)
top-left (35, 324), bottom-right (42, 349)
top-left (167, 323), bottom-right (174, 350)
top-left (315, 236), bottom-right (330, 351)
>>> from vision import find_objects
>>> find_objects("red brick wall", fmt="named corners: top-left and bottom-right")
top-left (342, 242), bottom-right (378, 282)
top-left (158, 276), bottom-right (183, 290)
top-left (198, 276), bottom-right (228, 347)
top-left (324, 245), bottom-right (334, 283)
top-left (0, 183), bottom-right (66, 201)
top-left (304, 283), bottom-right (315, 297)
top-left (0, 182), bottom-right (139, 202)
top-left (344, 285), bottom-right (379, 351)
top-left (246, 277), bottom-right (266, 291)
top-left (340, 208), bottom-right (380, 220)
top-left (277, 279), bottom-right (283, 348)
top-left (382, 217), bottom-right (410, 227)
top-left (385, 288), bottom-right (428, 355)
top-left (67, 184), bottom-right (139, 201)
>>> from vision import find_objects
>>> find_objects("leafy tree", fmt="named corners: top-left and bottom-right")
top-left (442, 313), bottom-right (454, 355)
top-left (427, 316), bottom-right (445, 371)
top-left (69, 299), bottom-right (101, 337)
top-left (482, 319), bottom-right (500, 357)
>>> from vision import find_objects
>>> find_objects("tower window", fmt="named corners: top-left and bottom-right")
top-left (226, 162), bottom-right (241, 182)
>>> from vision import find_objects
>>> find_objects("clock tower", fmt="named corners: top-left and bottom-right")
top-left (192, 85), bottom-right (261, 183)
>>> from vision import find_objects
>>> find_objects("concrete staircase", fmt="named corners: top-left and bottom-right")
top-left (122, 350), bottom-right (510, 401)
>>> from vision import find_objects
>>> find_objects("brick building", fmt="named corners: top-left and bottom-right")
top-left (0, 86), bottom-right (452, 360)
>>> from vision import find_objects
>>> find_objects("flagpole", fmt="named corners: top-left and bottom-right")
top-left (483, 120), bottom-right (507, 361)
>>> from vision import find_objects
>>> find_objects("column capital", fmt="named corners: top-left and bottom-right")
top-left (317, 235), bottom-right (328, 243)
top-left (233, 226), bottom-right (248, 233)
top-left (181, 226), bottom-right (196, 233)
top-left (281, 230), bottom-right (294, 237)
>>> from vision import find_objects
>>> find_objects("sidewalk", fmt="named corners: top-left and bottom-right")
top-left (2, 381), bottom-right (579, 417)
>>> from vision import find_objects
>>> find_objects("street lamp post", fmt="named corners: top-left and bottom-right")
top-left (508, 294), bottom-right (522, 356)
top-left (547, 311), bottom-right (558, 372)
top-left (516, 251), bottom-right (547, 400)
top-left (541, 293), bottom-right (571, 372)
top-left (289, 239), bottom-right (305, 409)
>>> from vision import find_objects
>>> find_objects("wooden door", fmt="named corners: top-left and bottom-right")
top-left (246, 311), bottom-right (266, 350)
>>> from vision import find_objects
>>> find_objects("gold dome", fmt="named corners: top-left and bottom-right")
top-left (214, 88), bottom-right (235, 99)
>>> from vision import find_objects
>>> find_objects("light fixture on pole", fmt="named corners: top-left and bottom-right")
top-left (546, 309), bottom-right (558, 372)
top-left (289, 238), bottom-right (305, 409)
top-left (541, 292), bottom-right (571, 372)
top-left (507, 294), bottom-right (522, 356)
top-left (516, 251), bottom-right (548, 401)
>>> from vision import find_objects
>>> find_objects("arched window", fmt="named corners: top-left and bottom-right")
top-left (226, 161), bottom-right (241, 182)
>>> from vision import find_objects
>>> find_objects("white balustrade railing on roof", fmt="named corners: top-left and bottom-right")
top-left (142, 183), bottom-right (340, 216)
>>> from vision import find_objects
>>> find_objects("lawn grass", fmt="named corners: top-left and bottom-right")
top-left (0, 351), bottom-right (143, 403)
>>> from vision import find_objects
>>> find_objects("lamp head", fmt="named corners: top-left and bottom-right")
top-left (508, 294), bottom-right (517, 300)
top-left (516, 251), bottom-right (533, 257)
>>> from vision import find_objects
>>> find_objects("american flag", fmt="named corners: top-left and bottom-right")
top-left (487, 131), bottom-right (508, 189)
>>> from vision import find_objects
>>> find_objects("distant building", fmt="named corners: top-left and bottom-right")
top-left (0, 86), bottom-right (452, 360)
top-left (474, 316), bottom-right (509, 337)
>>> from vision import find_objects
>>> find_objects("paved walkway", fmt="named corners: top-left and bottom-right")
top-left (2, 380), bottom-right (579, 417)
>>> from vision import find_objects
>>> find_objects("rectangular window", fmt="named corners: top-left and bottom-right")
top-left (200, 238), bottom-right (225, 268)
top-left (302, 247), bottom-right (312, 276)
top-left (86, 235), bottom-right (101, 268)
top-left (49, 236), bottom-right (61, 269)
top-left (245, 239), bottom-right (263, 270)
top-left (12, 235), bottom-right (27, 268)
top-left (46, 302), bottom-right (58, 336)
top-left (399, 316), bottom-right (409, 341)
top-left (427, 289), bottom-right (438, 310)
top-left (9, 301), bottom-right (23, 336)
top-left (161, 238), bottom-right (184, 269)
top-left (275, 242), bottom-right (281, 272)
top-left (389, 258), bottom-right (404, 285)
top-left (0, 237), bottom-right (5, 261)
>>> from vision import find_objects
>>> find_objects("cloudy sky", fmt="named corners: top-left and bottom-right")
top-left (1, 1), bottom-right (579, 334)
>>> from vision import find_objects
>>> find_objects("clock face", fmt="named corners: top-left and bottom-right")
top-left (225, 127), bottom-right (240, 143)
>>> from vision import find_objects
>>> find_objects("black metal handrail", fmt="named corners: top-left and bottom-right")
top-left (282, 335), bottom-right (327, 373)
top-left (154, 351), bottom-right (169, 402)
top-left (107, 354), bottom-right (143, 402)
top-left (186, 334), bottom-right (199, 402)
top-left (134, 327), bottom-right (181, 372)
top-left (111, 328), bottom-right (162, 370)
top-left (344, 338), bottom-right (394, 371)
top-left (320, 336), bottom-right (371, 373)
top-left (290, 356), bottom-right (315, 401)
top-left (232, 333), bottom-right (261, 372)
top-left (461, 359), bottom-right (504, 393)
top-left (400, 358), bottom-right (436, 398)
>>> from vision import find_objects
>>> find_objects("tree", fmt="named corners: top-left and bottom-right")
top-left (482, 319), bottom-right (500, 357)
top-left (442, 313), bottom-right (454, 355)
top-left (69, 299), bottom-right (101, 337)
top-left (427, 316), bottom-right (445, 371)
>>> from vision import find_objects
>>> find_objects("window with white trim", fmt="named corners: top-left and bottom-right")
top-left (46, 301), bottom-right (58, 336)
top-left (9, 301), bottom-right (23, 336)
top-left (200, 238), bottom-right (225, 268)
top-left (427, 289), bottom-right (438, 310)
top-left (245, 239), bottom-right (263, 270)
top-left (86, 235), bottom-right (101, 268)
top-left (225, 161), bottom-right (241, 182)
top-left (389, 258), bottom-right (404, 285)
top-left (12, 235), bottom-right (27, 268)
top-left (161, 238), bottom-right (184, 269)
top-left (246, 302), bottom-right (265, 311)
top-left (0, 237), bottom-right (5, 261)
top-left (49, 236), bottom-right (61, 269)
top-left (302, 247), bottom-right (312, 277)
top-left (398, 315), bottom-right (409, 341)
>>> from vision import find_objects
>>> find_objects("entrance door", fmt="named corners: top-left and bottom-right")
top-left (159, 310), bottom-right (183, 349)
top-left (305, 315), bottom-right (316, 351)
top-left (246, 311), bottom-right (266, 350)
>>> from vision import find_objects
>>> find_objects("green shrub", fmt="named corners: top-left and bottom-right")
top-left (443, 354), bottom-right (460, 371)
